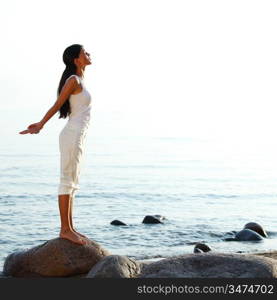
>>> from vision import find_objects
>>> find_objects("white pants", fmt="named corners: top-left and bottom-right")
top-left (58, 125), bottom-right (87, 197)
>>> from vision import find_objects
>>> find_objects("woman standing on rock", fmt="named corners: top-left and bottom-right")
top-left (19, 44), bottom-right (92, 246)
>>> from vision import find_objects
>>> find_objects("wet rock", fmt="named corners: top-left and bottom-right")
top-left (86, 255), bottom-right (141, 278)
top-left (142, 215), bottom-right (165, 224)
top-left (224, 229), bottom-right (264, 241)
top-left (3, 238), bottom-right (111, 278)
top-left (244, 222), bottom-right (268, 238)
top-left (110, 220), bottom-right (127, 226)
top-left (194, 243), bottom-right (211, 253)
top-left (235, 229), bottom-right (264, 241)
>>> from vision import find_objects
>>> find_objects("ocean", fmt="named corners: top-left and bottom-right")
top-left (1, 132), bottom-right (277, 271)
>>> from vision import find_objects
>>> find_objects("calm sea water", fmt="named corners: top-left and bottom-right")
top-left (1, 133), bottom-right (277, 271)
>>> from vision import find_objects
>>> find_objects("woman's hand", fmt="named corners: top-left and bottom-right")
top-left (19, 122), bottom-right (44, 134)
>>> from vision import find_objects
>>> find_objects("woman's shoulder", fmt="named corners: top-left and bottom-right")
top-left (66, 75), bottom-right (81, 84)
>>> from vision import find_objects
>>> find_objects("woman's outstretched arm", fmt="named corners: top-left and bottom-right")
top-left (19, 77), bottom-right (78, 134)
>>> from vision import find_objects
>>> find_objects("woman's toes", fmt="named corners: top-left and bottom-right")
top-left (59, 230), bottom-right (87, 245)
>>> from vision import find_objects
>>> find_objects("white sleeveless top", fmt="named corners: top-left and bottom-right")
top-left (65, 74), bottom-right (92, 131)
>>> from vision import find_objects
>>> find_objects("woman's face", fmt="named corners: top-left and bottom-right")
top-left (74, 48), bottom-right (92, 67)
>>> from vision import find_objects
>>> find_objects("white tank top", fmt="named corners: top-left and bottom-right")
top-left (65, 74), bottom-right (92, 131)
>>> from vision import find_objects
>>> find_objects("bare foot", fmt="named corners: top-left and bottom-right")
top-left (59, 229), bottom-right (87, 245)
top-left (73, 230), bottom-right (89, 241)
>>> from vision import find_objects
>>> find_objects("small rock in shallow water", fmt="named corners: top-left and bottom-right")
top-left (235, 229), bottom-right (264, 241)
top-left (244, 222), bottom-right (268, 238)
top-left (194, 243), bottom-right (211, 253)
top-left (142, 215), bottom-right (165, 224)
top-left (110, 220), bottom-right (127, 226)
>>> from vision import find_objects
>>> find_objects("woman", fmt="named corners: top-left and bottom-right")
top-left (19, 44), bottom-right (92, 245)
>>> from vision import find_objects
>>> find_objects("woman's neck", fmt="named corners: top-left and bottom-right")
top-left (76, 67), bottom-right (85, 79)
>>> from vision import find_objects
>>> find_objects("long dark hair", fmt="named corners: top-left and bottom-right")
top-left (57, 44), bottom-right (83, 119)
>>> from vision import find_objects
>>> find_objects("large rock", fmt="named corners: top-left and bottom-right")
top-left (3, 238), bottom-right (111, 278)
top-left (86, 255), bottom-right (141, 278)
top-left (137, 253), bottom-right (277, 278)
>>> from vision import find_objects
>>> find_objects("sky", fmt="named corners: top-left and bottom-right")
top-left (1, 0), bottom-right (277, 152)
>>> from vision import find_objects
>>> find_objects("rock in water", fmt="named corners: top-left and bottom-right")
top-left (244, 222), bottom-right (268, 238)
top-left (235, 229), bottom-right (264, 241)
top-left (194, 243), bottom-right (211, 253)
top-left (110, 220), bottom-right (127, 226)
top-left (3, 238), bottom-right (111, 278)
top-left (142, 215), bottom-right (165, 224)
top-left (87, 255), bottom-right (141, 278)
top-left (137, 253), bottom-right (277, 278)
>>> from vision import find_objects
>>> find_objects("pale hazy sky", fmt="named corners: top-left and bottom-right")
top-left (1, 0), bottom-right (277, 150)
